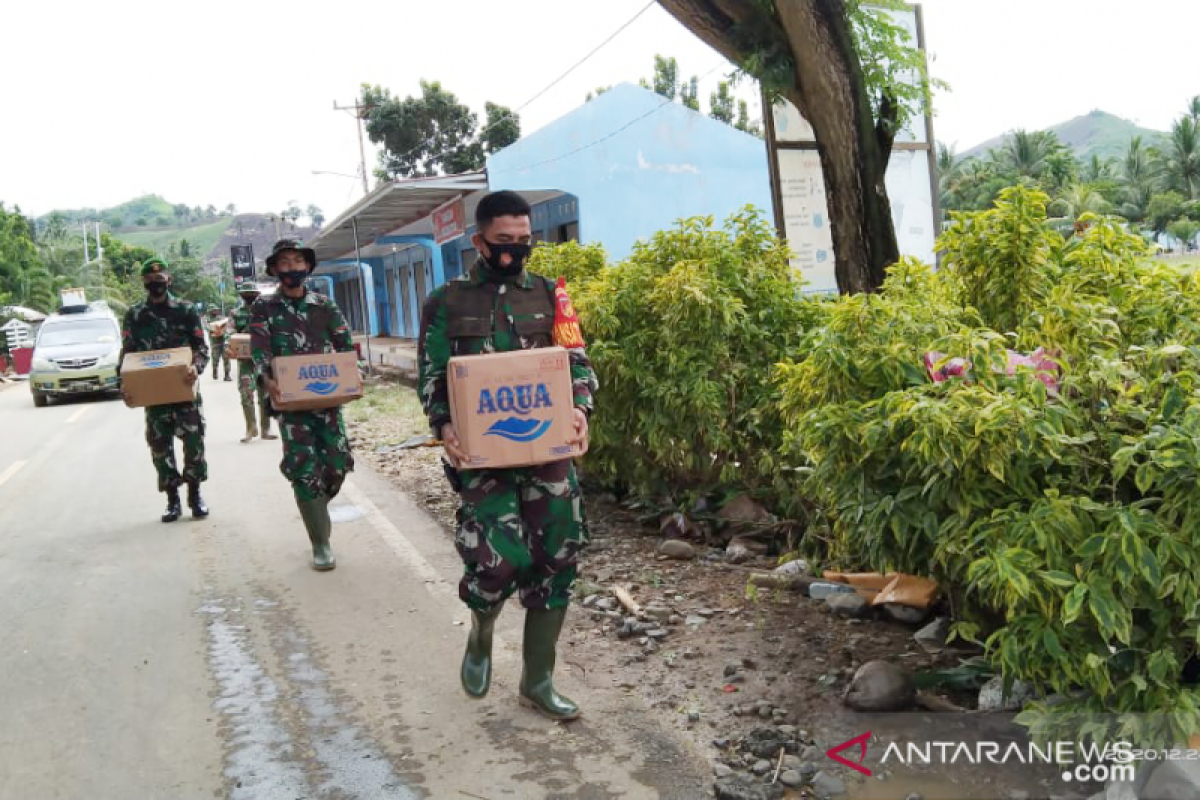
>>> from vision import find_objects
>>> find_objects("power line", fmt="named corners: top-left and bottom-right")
top-left (390, 0), bottom-right (657, 171)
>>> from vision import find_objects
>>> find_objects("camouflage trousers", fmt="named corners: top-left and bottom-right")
top-left (453, 459), bottom-right (588, 612)
top-left (210, 340), bottom-right (230, 377)
top-left (278, 408), bottom-right (354, 501)
top-left (236, 361), bottom-right (269, 421)
top-left (145, 400), bottom-right (207, 492)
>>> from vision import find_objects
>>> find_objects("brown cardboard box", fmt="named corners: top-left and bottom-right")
top-left (226, 334), bottom-right (252, 360)
top-left (120, 347), bottom-right (197, 407)
top-left (271, 351), bottom-right (363, 411)
top-left (208, 320), bottom-right (229, 338)
top-left (448, 346), bottom-right (582, 470)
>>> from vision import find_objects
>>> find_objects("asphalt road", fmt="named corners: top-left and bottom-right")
top-left (0, 377), bottom-right (709, 799)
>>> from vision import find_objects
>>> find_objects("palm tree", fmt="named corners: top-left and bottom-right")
top-left (1189, 95), bottom-right (1200, 124)
top-left (936, 143), bottom-right (966, 212)
top-left (1115, 136), bottom-right (1162, 224)
top-left (1165, 117), bottom-right (1200, 199)
top-left (1051, 184), bottom-right (1111, 224)
top-left (999, 130), bottom-right (1062, 179)
top-left (1082, 154), bottom-right (1114, 184)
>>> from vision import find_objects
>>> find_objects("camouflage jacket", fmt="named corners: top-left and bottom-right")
top-left (119, 294), bottom-right (209, 376)
top-left (249, 290), bottom-right (354, 381)
top-left (418, 260), bottom-right (598, 435)
top-left (230, 302), bottom-right (254, 334)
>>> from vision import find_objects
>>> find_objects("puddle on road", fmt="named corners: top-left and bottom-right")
top-left (199, 595), bottom-right (422, 799)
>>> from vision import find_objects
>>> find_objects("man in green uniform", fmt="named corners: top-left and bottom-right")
top-left (230, 281), bottom-right (276, 444)
top-left (207, 308), bottom-right (232, 381)
top-left (250, 239), bottom-right (355, 571)
top-left (119, 257), bottom-right (210, 522)
top-left (418, 191), bottom-right (598, 720)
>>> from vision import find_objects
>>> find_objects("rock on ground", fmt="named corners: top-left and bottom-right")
top-left (810, 770), bottom-right (848, 798)
top-left (658, 539), bottom-right (696, 560)
top-left (977, 675), bottom-right (1036, 712)
top-left (713, 776), bottom-right (786, 800)
top-left (826, 593), bottom-right (870, 618)
top-left (844, 660), bottom-right (916, 712)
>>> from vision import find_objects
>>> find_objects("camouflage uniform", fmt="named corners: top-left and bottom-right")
top-left (418, 259), bottom-right (598, 612)
top-left (120, 294), bottom-right (210, 492)
top-left (231, 300), bottom-right (271, 434)
top-left (250, 290), bottom-right (355, 501)
top-left (208, 314), bottom-right (231, 379)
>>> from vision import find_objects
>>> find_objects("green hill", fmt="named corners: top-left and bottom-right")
top-left (116, 217), bottom-right (232, 259)
top-left (963, 110), bottom-right (1168, 162)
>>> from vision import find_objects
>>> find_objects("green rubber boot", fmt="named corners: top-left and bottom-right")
top-left (518, 607), bottom-right (580, 720)
top-left (259, 402), bottom-right (278, 440)
top-left (461, 605), bottom-right (503, 698)
top-left (297, 496), bottom-right (335, 571)
top-left (240, 404), bottom-right (258, 443)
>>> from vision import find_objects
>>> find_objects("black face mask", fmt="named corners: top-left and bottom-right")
top-left (278, 271), bottom-right (307, 289)
top-left (240, 294), bottom-right (258, 305)
top-left (482, 241), bottom-right (531, 277)
top-left (145, 282), bottom-right (168, 298)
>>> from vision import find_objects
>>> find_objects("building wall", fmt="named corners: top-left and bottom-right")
top-left (486, 83), bottom-right (773, 261)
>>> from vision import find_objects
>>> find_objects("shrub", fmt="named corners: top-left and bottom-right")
top-left (568, 207), bottom-right (825, 504)
top-left (777, 185), bottom-right (1200, 744)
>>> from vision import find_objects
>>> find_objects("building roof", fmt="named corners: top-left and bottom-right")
top-left (309, 173), bottom-right (488, 261)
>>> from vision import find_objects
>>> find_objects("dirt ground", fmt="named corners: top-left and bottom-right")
top-left (344, 379), bottom-right (1084, 800)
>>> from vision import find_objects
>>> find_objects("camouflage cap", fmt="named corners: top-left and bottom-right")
top-left (265, 238), bottom-right (316, 275)
top-left (141, 257), bottom-right (169, 276)
top-left (237, 281), bottom-right (259, 293)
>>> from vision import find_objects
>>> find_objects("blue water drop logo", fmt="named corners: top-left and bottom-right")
top-left (304, 381), bottom-right (340, 396)
top-left (484, 417), bottom-right (552, 442)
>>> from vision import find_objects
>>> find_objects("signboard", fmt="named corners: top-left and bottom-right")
top-left (432, 197), bottom-right (466, 245)
top-left (230, 245), bottom-right (255, 282)
top-left (764, 2), bottom-right (939, 294)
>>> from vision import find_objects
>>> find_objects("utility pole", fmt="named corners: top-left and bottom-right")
top-left (333, 98), bottom-right (374, 195)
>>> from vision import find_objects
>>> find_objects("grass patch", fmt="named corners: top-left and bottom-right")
top-left (345, 380), bottom-right (427, 434)
top-left (115, 218), bottom-right (232, 257)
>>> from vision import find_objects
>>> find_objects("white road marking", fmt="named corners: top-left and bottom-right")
top-left (0, 460), bottom-right (27, 489)
top-left (339, 480), bottom-right (513, 653)
top-left (66, 407), bottom-right (90, 424)
top-left (341, 480), bottom-right (456, 599)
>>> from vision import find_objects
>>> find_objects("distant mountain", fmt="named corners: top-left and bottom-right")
top-left (39, 195), bottom-right (320, 275)
top-left (961, 110), bottom-right (1168, 162)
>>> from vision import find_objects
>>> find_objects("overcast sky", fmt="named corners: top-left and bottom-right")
top-left (1, 0), bottom-right (1196, 220)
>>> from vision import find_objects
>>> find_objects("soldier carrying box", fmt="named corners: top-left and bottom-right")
top-left (418, 191), bottom-right (598, 720)
top-left (118, 257), bottom-right (210, 523)
top-left (250, 239), bottom-right (355, 571)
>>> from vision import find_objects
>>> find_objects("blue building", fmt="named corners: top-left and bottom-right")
top-left (309, 83), bottom-right (774, 340)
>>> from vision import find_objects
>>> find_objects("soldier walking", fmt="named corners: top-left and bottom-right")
top-left (230, 282), bottom-right (276, 444)
top-left (119, 257), bottom-right (210, 522)
top-left (250, 240), bottom-right (355, 571)
top-left (418, 191), bottom-right (597, 720)
top-left (207, 308), bottom-right (232, 381)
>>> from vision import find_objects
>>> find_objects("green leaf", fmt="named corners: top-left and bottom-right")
top-left (1063, 583), bottom-right (1089, 625)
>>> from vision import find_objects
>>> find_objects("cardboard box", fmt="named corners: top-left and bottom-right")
top-left (448, 346), bottom-right (582, 470)
top-left (226, 334), bottom-right (252, 361)
top-left (271, 351), bottom-right (363, 411)
top-left (208, 320), bottom-right (229, 338)
top-left (120, 347), bottom-right (197, 407)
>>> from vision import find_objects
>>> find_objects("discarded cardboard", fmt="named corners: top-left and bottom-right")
top-left (226, 334), bottom-right (252, 361)
top-left (120, 347), bottom-right (197, 407)
top-left (271, 351), bottom-right (362, 411)
top-left (820, 571), bottom-right (939, 608)
top-left (447, 347), bottom-right (581, 470)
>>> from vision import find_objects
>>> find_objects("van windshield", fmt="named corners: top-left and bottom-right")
top-left (38, 320), bottom-right (119, 347)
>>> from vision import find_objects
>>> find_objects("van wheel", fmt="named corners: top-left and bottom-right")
top-left (32, 391), bottom-right (48, 407)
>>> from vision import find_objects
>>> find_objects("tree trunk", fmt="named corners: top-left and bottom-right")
top-left (656, 0), bottom-right (899, 294)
